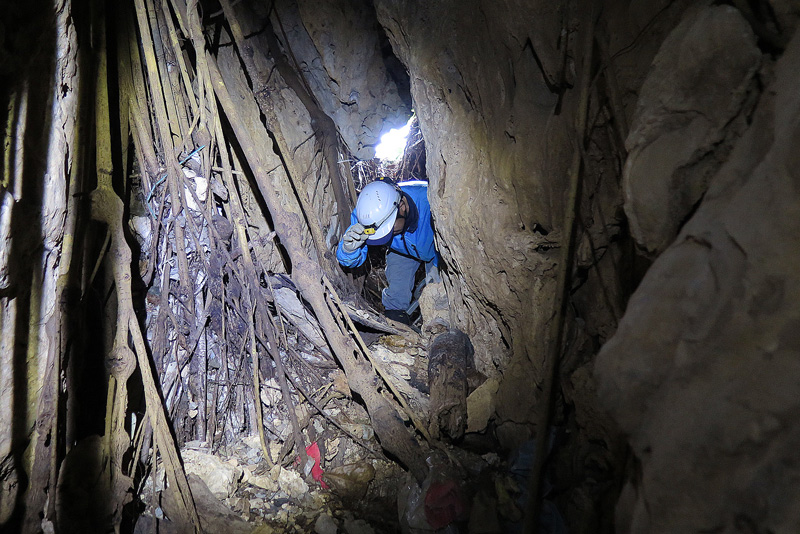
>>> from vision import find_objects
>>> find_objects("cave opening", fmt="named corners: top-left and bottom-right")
top-left (344, 113), bottom-right (431, 325)
top-left (374, 116), bottom-right (414, 162)
top-left (1, 0), bottom-right (799, 533)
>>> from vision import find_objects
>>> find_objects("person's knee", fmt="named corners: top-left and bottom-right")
top-left (383, 255), bottom-right (417, 310)
top-left (382, 285), bottom-right (412, 312)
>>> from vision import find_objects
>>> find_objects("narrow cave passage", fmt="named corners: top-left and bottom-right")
top-left (1, 0), bottom-right (799, 533)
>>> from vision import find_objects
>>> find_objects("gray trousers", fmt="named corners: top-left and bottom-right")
top-left (382, 251), bottom-right (422, 312)
top-left (382, 251), bottom-right (439, 312)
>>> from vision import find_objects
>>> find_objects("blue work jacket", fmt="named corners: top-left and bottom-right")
top-left (336, 181), bottom-right (438, 268)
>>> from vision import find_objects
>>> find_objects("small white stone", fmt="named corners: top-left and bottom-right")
top-left (180, 448), bottom-right (243, 499)
top-left (278, 467), bottom-right (309, 500)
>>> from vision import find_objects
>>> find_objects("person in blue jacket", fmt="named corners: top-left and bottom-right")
top-left (336, 178), bottom-right (438, 325)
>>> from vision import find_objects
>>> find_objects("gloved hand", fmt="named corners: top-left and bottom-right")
top-left (341, 223), bottom-right (368, 253)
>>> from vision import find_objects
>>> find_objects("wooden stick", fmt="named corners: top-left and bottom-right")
top-left (324, 276), bottom-right (433, 443)
top-left (523, 2), bottom-right (597, 532)
top-left (248, 316), bottom-right (274, 468)
top-left (217, 0), bottom-right (335, 271)
top-left (257, 308), bottom-right (308, 468)
top-left (203, 48), bottom-right (428, 482)
top-left (134, 0), bottom-right (194, 317)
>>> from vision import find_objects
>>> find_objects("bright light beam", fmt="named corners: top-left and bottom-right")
top-left (375, 117), bottom-right (413, 161)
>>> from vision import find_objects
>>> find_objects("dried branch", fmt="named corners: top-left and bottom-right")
top-left (524, 2), bottom-right (598, 531)
top-left (203, 47), bottom-right (428, 481)
top-left (257, 309), bottom-right (308, 468)
top-left (248, 316), bottom-right (274, 468)
top-left (217, 0), bottom-right (339, 275)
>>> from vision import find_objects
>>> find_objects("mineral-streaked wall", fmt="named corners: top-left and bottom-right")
top-left (373, 1), bottom-right (576, 448)
top-left (0, 0), bottom-right (79, 524)
top-left (595, 7), bottom-right (800, 532)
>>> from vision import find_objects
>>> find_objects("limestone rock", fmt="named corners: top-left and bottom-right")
top-left (278, 466), bottom-right (310, 500)
top-left (161, 474), bottom-right (254, 534)
top-left (595, 31), bottom-right (800, 533)
top-left (370, 341), bottom-right (430, 415)
top-left (371, 343), bottom-right (413, 379)
top-left (180, 448), bottom-right (243, 499)
top-left (282, 0), bottom-right (410, 159)
top-left (418, 278), bottom-right (450, 334)
top-left (242, 464), bottom-right (278, 492)
top-left (466, 376), bottom-right (499, 434)
top-left (314, 513), bottom-right (339, 534)
top-left (343, 514), bottom-right (376, 534)
top-left (623, 5), bottom-right (761, 254)
top-left (323, 462), bottom-right (376, 500)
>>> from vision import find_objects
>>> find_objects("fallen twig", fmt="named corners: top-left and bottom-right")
top-left (523, 1), bottom-right (598, 532)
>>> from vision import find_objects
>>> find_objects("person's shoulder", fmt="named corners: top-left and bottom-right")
top-left (398, 180), bottom-right (428, 194)
top-left (398, 180), bottom-right (428, 188)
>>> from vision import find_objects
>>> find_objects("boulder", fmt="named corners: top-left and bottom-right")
top-left (595, 30), bottom-right (800, 533)
top-left (180, 448), bottom-right (243, 499)
top-left (623, 5), bottom-right (761, 254)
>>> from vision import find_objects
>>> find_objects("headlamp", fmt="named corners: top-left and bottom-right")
top-left (363, 200), bottom-right (399, 235)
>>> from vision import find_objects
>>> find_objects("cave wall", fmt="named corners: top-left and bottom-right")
top-left (621, 5), bottom-right (762, 255)
top-left (365, 0), bottom-right (686, 449)
top-left (594, 5), bottom-right (800, 532)
top-left (294, 0), bottom-right (411, 158)
top-left (372, 1), bottom-right (578, 446)
top-left (274, 0), bottom-right (411, 161)
top-left (0, 0), bottom-right (78, 524)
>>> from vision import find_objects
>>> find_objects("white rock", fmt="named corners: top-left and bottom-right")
top-left (269, 442), bottom-right (282, 462)
top-left (260, 379), bottom-right (282, 407)
top-left (373, 344), bottom-right (415, 366)
top-left (129, 215), bottom-right (152, 246)
top-left (341, 423), bottom-right (374, 441)
top-left (313, 418), bottom-right (325, 435)
top-left (325, 438), bottom-right (340, 461)
top-left (419, 279), bottom-right (450, 332)
top-left (180, 449), bottom-right (242, 499)
top-left (389, 363), bottom-right (411, 380)
top-left (242, 435), bottom-right (261, 451)
top-left (278, 467), bottom-right (309, 499)
top-left (242, 464), bottom-right (277, 491)
top-left (467, 376), bottom-right (500, 433)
